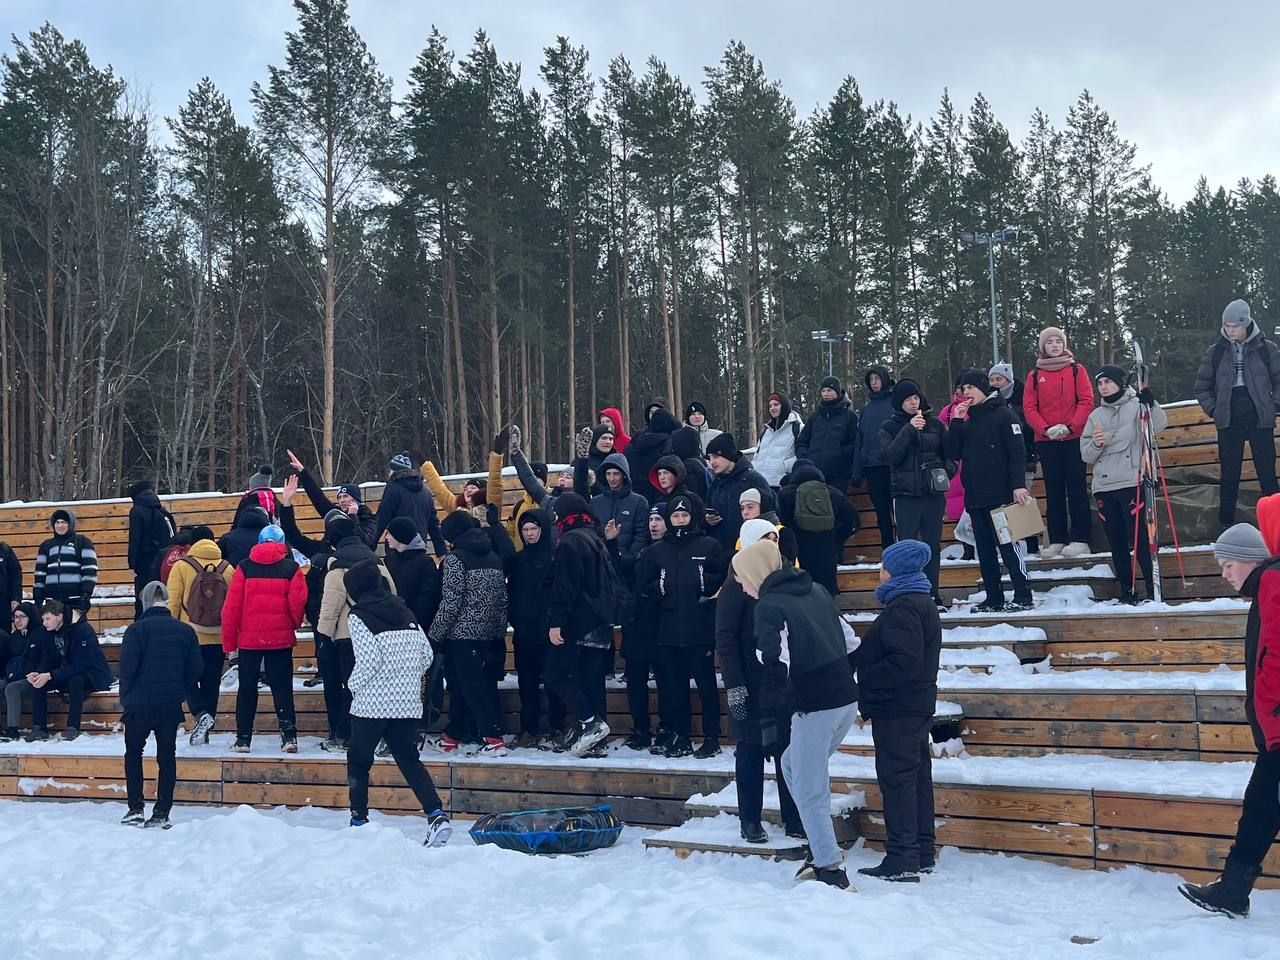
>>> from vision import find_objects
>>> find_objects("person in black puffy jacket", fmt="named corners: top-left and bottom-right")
top-left (127, 481), bottom-right (176, 620)
top-left (637, 493), bottom-right (726, 759)
top-left (704, 433), bottom-right (775, 552)
top-left (855, 540), bottom-right (942, 881)
top-left (504, 509), bottom-right (565, 746)
top-left (610, 503), bottom-right (670, 753)
top-left (628, 406), bottom-right (679, 507)
top-left (854, 366), bottom-right (897, 549)
top-left (118, 581), bottom-right (202, 828)
top-left (219, 505), bottom-right (271, 568)
top-left (1, 602), bottom-right (50, 739)
top-left (25, 599), bottom-right (113, 742)
top-left (777, 462), bottom-right (858, 596)
top-left (879, 379), bottom-right (950, 602)
top-left (795, 376), bottom-right (859, 493)
top-left (376, 451), bottom-right (446, 555)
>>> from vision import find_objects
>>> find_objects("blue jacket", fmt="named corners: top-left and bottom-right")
top-left (49, 617), bottom-right (113, 692)
top-left (118, 607), bottom-right (202, 713)
top-left (854, 367), bottom-right (896, 479)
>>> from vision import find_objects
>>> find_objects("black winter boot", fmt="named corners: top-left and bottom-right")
top-left (1179, 859), bottom-right (1261, 918)
top-left (740, 820), bottom-right (768, 844)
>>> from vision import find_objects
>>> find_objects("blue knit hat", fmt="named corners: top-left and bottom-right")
top-left (258, 524), bottom-right (285, 544)
top-left (882, 539), bottom-right (931, 577)
top-left (337, 483), bottom-right (362, 505)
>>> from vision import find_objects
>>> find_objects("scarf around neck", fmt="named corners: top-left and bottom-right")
top-left (1036, 350), bottom-right (1075, 372)
top-left (874, 571), bottom-right (934, 605)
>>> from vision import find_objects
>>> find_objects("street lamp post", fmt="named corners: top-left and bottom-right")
top-left (961, 227), bottom-right (1021, 365)
top-left (810, 329), bottom-right (854, 376)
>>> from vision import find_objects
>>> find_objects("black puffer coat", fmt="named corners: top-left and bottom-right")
top-left (796, 394), bottom-right (859, 490)
top-left (637, 505), bottom-right (726, 649)
top-left (856, 590), bottom-right (942, 719)
top-left (118, 606), bottom-right (202, 716)
top-left (506, 509), bottom-right (555, 638)
top-left (385, 537), bottom-right (443, 635)
top-left (628, 408), bottom-right (679, 506)
top-left (879, 384), bottom-right (950, 499)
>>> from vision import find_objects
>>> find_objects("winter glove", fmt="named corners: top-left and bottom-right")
top-left (760, 722), bottom-right (780, 760)
top-left (469, 505), bottom-right (490, 528)
top-left (493, 427), bottom-right (511, 456)
top-left (508, 424), bottom-right (523, 458)
top-left (727, 686), bottom-right (749, 722)
top-left (1137, 387), bottom-right (1156, 407)
top-left (575, 426), bottom-right (593, 460)
top-left (1045, 424), bottom-right (1071, 440)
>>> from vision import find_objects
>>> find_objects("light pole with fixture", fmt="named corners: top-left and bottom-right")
top-left (811, 329), bottom-right (854, 377)
top-left (961, 227), bottom-right (1021, 365)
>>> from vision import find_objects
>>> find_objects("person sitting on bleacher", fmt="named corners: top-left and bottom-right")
top-left (24, 599), bottom-right (112, 742)
top-left (32, 509), bottom-right (98, 617)
top-left (1, 602), bottom-right (50, 740)
top-left (119, 582), bottom-right (201, 829)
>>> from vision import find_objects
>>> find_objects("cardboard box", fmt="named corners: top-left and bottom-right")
top-left (989, 498), bottom-right (1045, 545)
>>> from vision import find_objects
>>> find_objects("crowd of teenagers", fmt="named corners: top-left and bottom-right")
top-left (0, 302), bottom-right (1277, 891)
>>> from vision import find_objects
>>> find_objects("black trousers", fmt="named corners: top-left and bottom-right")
top-left (32, 673), bottom-right (89, 730)
top-left (316, 636), bottom-right (355, 741)
top-left (235, 649), bottom-right (296, 739)
top-left (1036, 440), bottom-right (1092, 544)
top-left (624, 654), bottom-right (662, 737)
top-left (1228, 746), bottom-right (1280, 869)
top-left (660, 645), bottom-right (720, 741)
top-left (1096, 486), bottom-right (1153, 596)
top-left (969, 506), bottom-right (1030, 605)
top-left (187, 644), bottom-right (225, 720)
top-left (545, 635), bottom-right (611, 724)
top-left (347, 715), bottom-right (444, 818)
top-left (124, 711), bottom-right (179, 815)
top-left (1219, 389), bottom-right (1280, 527)
top-left (735, 736), bottom-right (799, 829)
top-left (871, 713), bottom-right (936, 868)
top-left (446, 639), bottom-right (503, 740)
top-left (513, 629), bottom-right (567, 736)
top-left (893, 494), bottom-right (945, 597)
top-left (864, 466), bottom-right (895, 549)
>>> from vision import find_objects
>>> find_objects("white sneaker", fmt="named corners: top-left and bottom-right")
top-left (1061, 541), bottom-right (1090, 558)
top-left (1039, 543), bottom-right (1065, 560)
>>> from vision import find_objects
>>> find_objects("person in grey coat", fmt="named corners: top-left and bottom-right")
top-left (1194, 299), bottom-right (1280, 529)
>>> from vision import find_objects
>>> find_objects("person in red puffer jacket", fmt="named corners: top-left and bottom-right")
top-left (1023, 326), bottom-right (1095, 560)
top-left (222, 525), bottom-right (307, 753)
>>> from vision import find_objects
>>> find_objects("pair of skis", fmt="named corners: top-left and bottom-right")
top-left (1129, 343), bottom-right (1187, 603)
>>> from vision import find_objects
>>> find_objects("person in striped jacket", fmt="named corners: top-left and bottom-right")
top-left (33, 510), bottom-right (98, 616)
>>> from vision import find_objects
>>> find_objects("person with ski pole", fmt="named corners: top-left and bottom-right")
top-left (1080, 365), bottom-right (1168, 604)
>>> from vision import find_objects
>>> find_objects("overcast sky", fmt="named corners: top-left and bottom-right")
top-left (4, 0), bottom-right (1277, 204)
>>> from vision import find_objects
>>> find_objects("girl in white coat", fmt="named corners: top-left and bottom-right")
top-left (754, 392), bottom-right (803, 488)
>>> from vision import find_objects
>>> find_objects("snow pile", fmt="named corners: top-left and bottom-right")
top-left (686, 781), bottom-right (865, 818)
top-left (943, 624), bottom-right (1047, 646)
top-left (0, 800), bottom-right (1273, 958)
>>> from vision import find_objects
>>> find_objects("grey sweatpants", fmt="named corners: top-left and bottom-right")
top-left (2, 678), bottom-right (33, 729)
top-left (781, 701), bottom-right (859, 869)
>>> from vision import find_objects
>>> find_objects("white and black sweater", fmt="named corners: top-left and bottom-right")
top-left (427, 529), bottom-right (509, 645)
top-left (347, 612), bottom-right (434, 719)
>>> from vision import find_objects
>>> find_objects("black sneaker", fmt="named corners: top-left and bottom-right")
top-left (281, 732), bottom-right (298, 753)
top-left (570, 719), bottom-right (611, 758)
top-left (693, 738), bottom-right (721, 759)
top-left (972, 599), bottom-right (1005, 614)
top-left (120, 808), bottom-right (145, 827)
top-left (424, 809), bottom-right (452, 848)
top-left (24, 727), bottom-right (50, 742)
top-left (319, 738), bottom-right (347, 753)
top-left (649, 728), bottom-right (675, 756)
top-left (623, 731), bottom-right (652, 751)
top-left (189, 712), bottom-right (215, 746)
top-left (1117, 591), bottom-right (1143, 606)
top-left (375, 739), bottom-right (391, 758)
top-left (232, 735), bottom-right (251, 753)
top-left (553, 725), bottom-right (582, 754)
top-left (919, 857), bottom-right (937, 874)
top-left (664, 734), bottom-right (694, 758)
top-left (0, 727), bottom-right (19, 742)
top-left (60, 727), bottom-right (80, 742)
top-left (785, 823), bottom-right (807, 841)
top-left (1005, 596), bottom-right (1035, 612)
top-left (740, 820), bottom-right (768, 844)
top-left (857, 857), bottom-right (921, 882)
top-left (814, 866), bottom-right (853, 890)
top-left (144, 813), bottom-right (173, 830)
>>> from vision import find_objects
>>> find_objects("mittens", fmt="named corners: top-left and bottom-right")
top-left (1045, 424), bottom-right (1070, 440)
top-left (575, 426), bottom-right (593, 460)
top-left (508, 424), bottom-right (523, 458)
top-left (727, 686), bottom-right (749, 722)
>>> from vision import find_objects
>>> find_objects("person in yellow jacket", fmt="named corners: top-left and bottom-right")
top-left (419, 429), bottom-right (523, 545)
top-left (166, 538), bottom-right (234, 745)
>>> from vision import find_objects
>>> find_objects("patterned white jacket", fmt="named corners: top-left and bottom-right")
top-left (347, 612), bottom-right (434, 719)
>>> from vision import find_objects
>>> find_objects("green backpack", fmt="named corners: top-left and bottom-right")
top-left (794, 480), bottom-right (835, 532)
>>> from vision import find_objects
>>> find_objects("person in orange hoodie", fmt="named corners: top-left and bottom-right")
top-left (1180, 504), bottom-right (1280, 918)
top-left (1023, 326), bottom-right (1095, 559)
top-left (598, 407), bottom-right (631, 454)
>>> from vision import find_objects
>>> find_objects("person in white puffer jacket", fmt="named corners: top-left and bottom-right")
top-left (343, 559), bottom-right (452, 846)
top-left (754, 392), bottom-right (803, 488)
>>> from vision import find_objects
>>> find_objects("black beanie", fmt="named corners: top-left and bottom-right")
top-left (1095, 365), bottom-right (1127, 388)
top-left (684, 401), bottom-right (708, 421)
top-left (440, 510), bottom-right (479, 543)
top-left (820, 376), bottom-right (842, 394)
top-left (554, 492), bottom-right (592, 522)
top-left (327, 515), bottom-right (358, 542)
top-left (891, 379), bottom-right (926, 413)
top-left (705, 432), bottom-right (741, 462)
top-left (957, 368), bottom-right (990, 393)
top-left (386, 517), bottom-right (418, 545)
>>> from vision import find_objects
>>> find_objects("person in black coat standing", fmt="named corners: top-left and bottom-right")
top-left (880, 380), bottom-right (950, 603)
top-left (704, 433), bottom-right (775, 552)
top-left (777, 461), bottom-right (858, 596)
top-left (219, 505), bottom-right (271, 568)
top-left (628, 406), bottom-right (680, 507)
top-left (127, 482), bottom-right (176, 621)
top-left (638, 493), bottom-right (727, 759)
top-left (854, 366), bottom-right (897, 549)
top-left (610, 503), bottom-right (670, 752)
top-left (504, 509), bottom-right (565, 747)
top-left (118, 581), bottom-right (202, 829)
top-left (0, 539), bottom-right (21, 632)
top-left (795, 376), bottom-right (859, 495)
top-left (376, 451), bottom-right (447, 555)
top-left (856, 540), bottom-right (942, 882)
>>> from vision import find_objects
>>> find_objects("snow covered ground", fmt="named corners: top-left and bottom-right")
top-left (0, 799), bottom-right (1276, 960)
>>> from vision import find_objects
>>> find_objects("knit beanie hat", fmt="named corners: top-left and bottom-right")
top-left (1212, 522), bottom-right (1269, 564)
top-left (327, 515), bottom-right (357, 542)
top-left (385, 517), bottom-right (419, 545)
top-left (553, 492), bottom-right (592, 523)
top-left (248, 465), bottom-right (273, 490)
top-left (739, 488), bottom-right (762, 506)
top-left (739, 517), bottom-right (777, 548)
top-left (988, 362), bottom-right (1015, 384)
top-left (323, 508), bottom-right (347, 530)
top-left (645, 399), bottom-right (668, 424)
top-left (1223, 299), bottom-right (1253, 328)
top-left (881, 539), bottom-right (932, 577)
top-left (731, 539), bottom-right (783, 593)
top-left (820, 376), bottom-right (843, 394)
top-left (337, 483), bottom-right (362, 505)
top-left (140, 580), bottom-right (168, 610)
top-left (706, 432), bottom-right (741, 462)
top-left (440, 510), bottom-right (479, 543)
top-left (13, 601), bottom-right (38, 625)
top-left (1037, 326), bottom-right (1068, 356)
top-left (258, 524), bottom-right (285, 544)
top-left (1095, 365), bottom-right (1127, 391)
top-left (957, 368), bottom-right (990, 393)
top-left (891, 379), bottom-right (925, 413)
top-left (388, 451), bottom-right (414, 474)
top-left (684, 401), bottom-right (708, 421)
top-left (649, 502), bottom-right (668, 519)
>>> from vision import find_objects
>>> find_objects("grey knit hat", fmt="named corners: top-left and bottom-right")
top-left (140, 580), bottom-right (169, 610)
top-left (988, 362), bottom-right (1015, 384)
top-left (248, 464), bottom-right (273, 490)
top-left (1222, 299), bottom-right (1252, 328)
top-left (1213, 522), bottom-right (1269, 563)
top-left (388, 451), bottom-right (414, 474)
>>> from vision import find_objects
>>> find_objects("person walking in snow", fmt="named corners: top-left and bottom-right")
top-left (1194, 299), bottom-right (1280, 532)
top-left (1023, 327), bottom-right (1094, 558)
top-left (754, 392), bottom-right (803, 489)
top-left (1080, 365), bottom-right (1168, 604)
top-left (943, 369), bottom-right (1034, 613)
top-left (738, 539), bottom-right (859, 891)
top-left (854, 366), bottom-right (897, 549)
top-left (118, 582), bottom-right (201, 830)
top-left (1180, 516), bottom-right (1280, 918)
top-left (856, 540), bottom-right (941, 882)
top-left (344, 559), bottom-right (452, 847)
